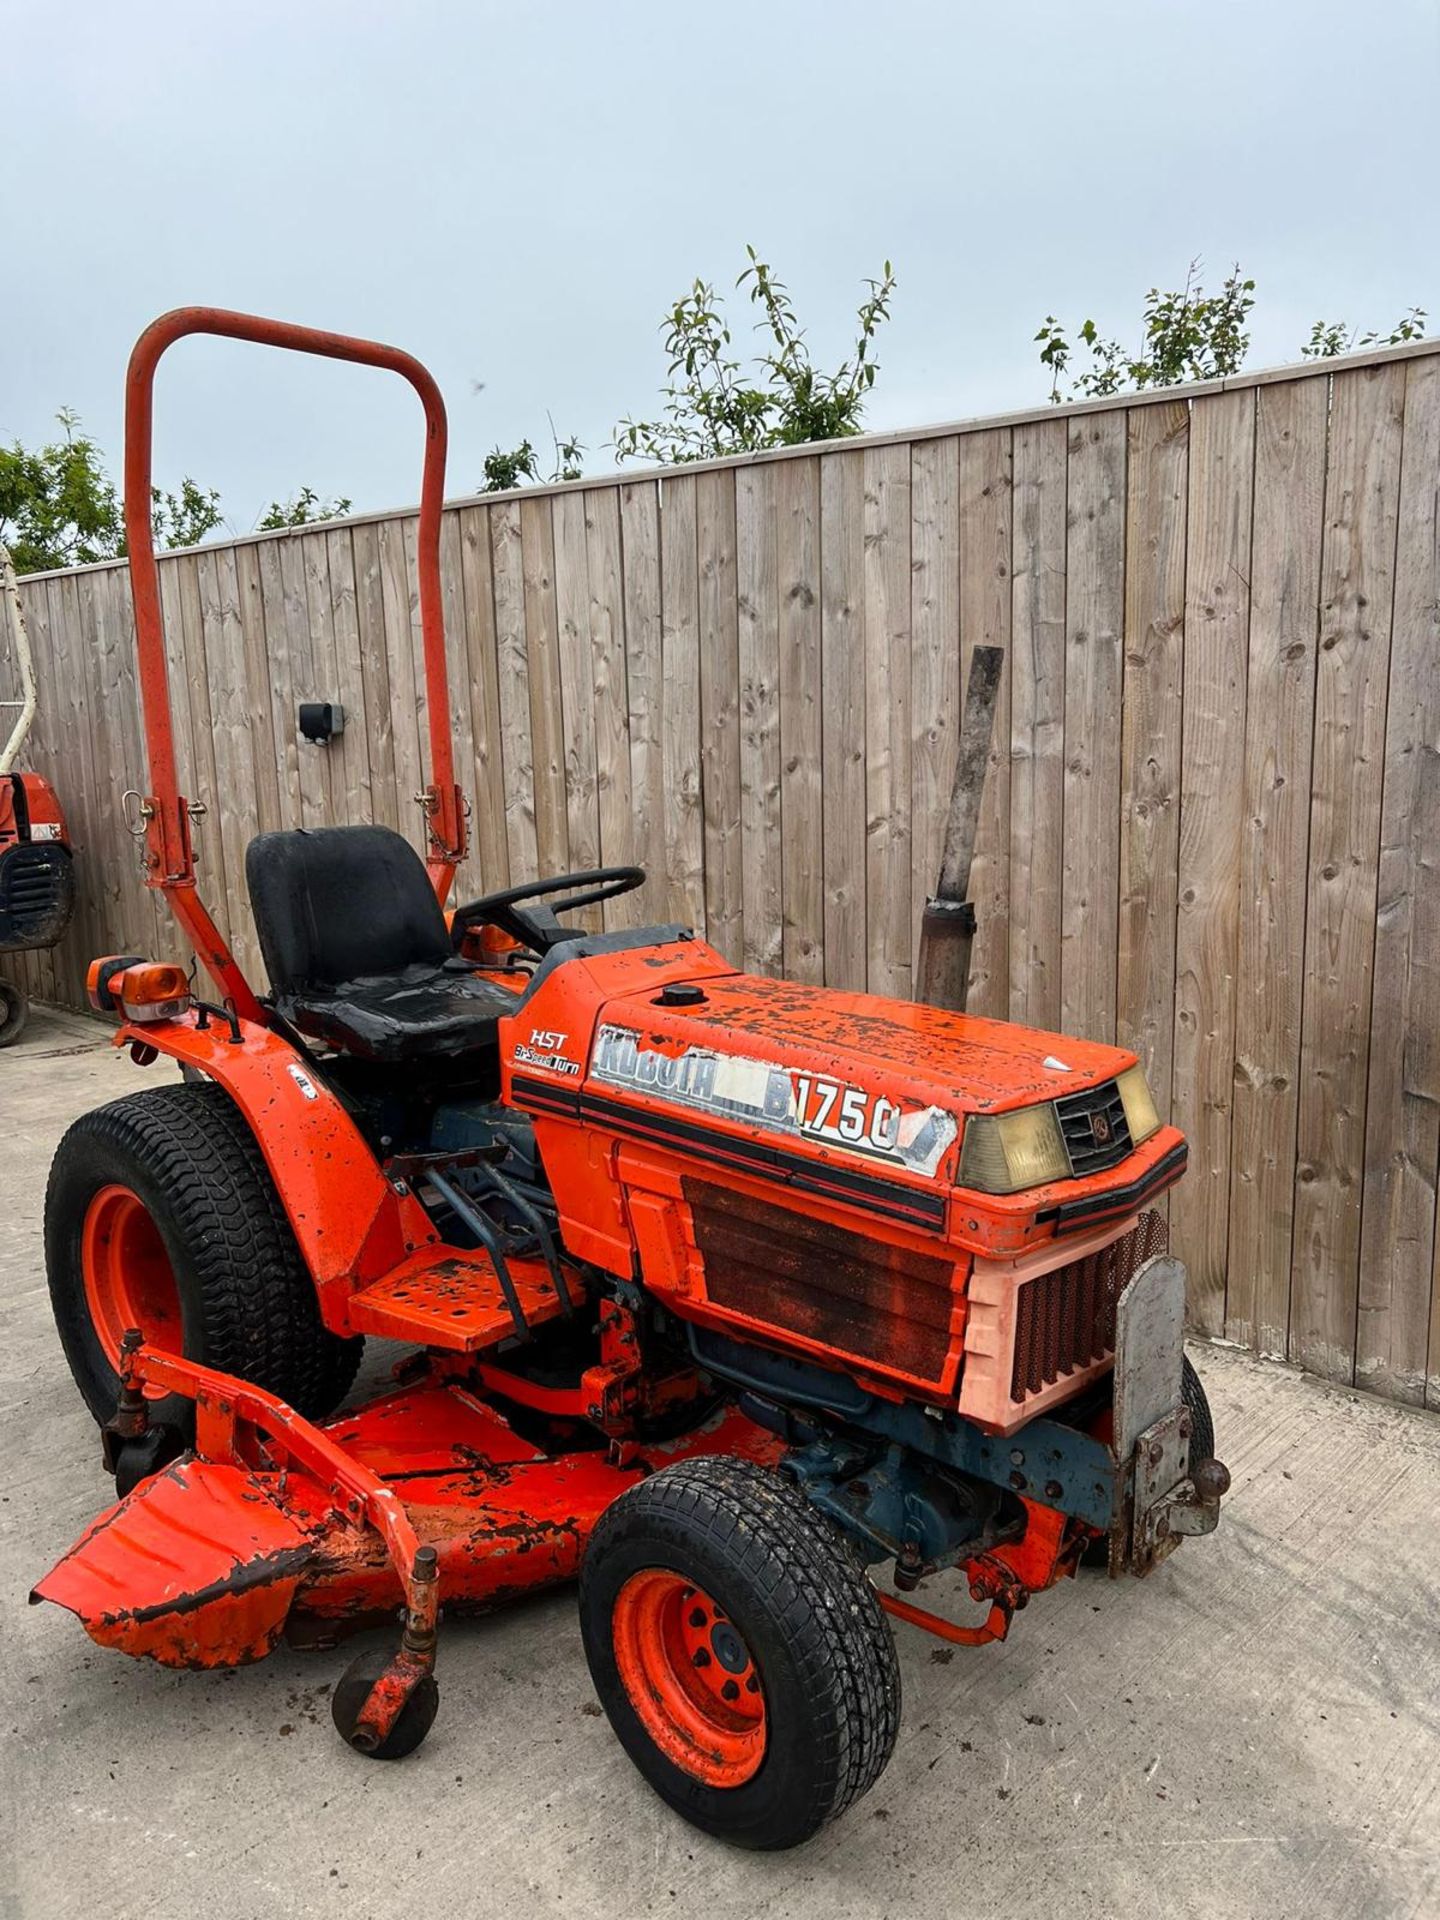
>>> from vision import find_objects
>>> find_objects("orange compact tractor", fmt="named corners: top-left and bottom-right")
top-left (1, 544), bottom-right (76, 1044)
top-left (34, 311), bottom-right (1228, 1851)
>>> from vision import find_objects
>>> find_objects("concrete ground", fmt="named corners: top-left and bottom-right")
top-left (2, 1003), bottom-right (1438, 1920)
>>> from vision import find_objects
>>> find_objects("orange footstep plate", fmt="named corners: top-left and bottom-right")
top-left (347, 1246), bottom-right (568, 1351)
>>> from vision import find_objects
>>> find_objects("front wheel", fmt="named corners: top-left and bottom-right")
top-left (579, 1456), bottom-right (900, 1850)
top-left (45, 1082), bottom-right (363, 1433)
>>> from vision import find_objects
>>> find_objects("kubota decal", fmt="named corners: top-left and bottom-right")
top-left (590, 1025), bottom-right (956, 1177)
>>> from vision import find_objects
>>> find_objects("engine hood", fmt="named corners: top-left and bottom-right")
top-left (581, 973), bottom-right (1136, 1192)
top-left (599, 974), bottom-right (1133, 1121)
top-left (505, 937), bottom-right (1166, 1235)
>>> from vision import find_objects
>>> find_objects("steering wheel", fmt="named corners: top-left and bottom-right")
top-left (450, 866), bottom-right (646, 956)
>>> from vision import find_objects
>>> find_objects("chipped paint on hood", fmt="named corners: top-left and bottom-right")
top-left (608, 974), bottom-right (1134, 1117)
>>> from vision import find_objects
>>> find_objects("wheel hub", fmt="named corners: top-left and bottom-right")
top-left (81, 1184), bottom-right (182, 1395)
top-left (611, 1571), bottom-right (766, 1787)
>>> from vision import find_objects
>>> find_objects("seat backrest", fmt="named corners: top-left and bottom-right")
top-left (245, 825), bottom-right (451, 993)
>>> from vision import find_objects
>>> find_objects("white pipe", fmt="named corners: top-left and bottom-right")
top-left (0, 543), bottom-right (38, 775)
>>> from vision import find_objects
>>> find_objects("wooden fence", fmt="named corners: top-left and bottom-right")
top-left (3, 340), bottom-right (1437, 1407)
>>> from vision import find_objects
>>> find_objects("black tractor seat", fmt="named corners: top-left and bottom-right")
top-left (245, 825), bottom-right (521, 1064)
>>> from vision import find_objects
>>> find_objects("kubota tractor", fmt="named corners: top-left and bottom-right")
top-left (33, 310), bottom-right (1228, 1852)
top-left (1, 543), bottom-right (76, 1044)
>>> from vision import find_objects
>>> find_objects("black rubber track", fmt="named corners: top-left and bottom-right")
top-left (45, 1081), bottom-right (363, 1429)
top-left (580, 1455), bottom-right (901, 1850)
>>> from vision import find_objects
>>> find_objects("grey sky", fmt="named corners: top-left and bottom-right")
top-left (5, 0), bottom-right (1436, 530)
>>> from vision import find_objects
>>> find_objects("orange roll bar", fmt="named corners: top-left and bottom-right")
top-left (123, 307), bottom-right (468, 1021)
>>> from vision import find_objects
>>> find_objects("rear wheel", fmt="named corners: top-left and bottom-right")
top-left (580, 1456), bottom-right (900, 1850)
top-left (1180, 1354), bottom-right (1215, 1463)
top-left (46, 1082), bottom-right (363, 1432)
top-left (0, 978), bottom-right (28, 1047)
top-left (1082, 1354), bottom-right (1216, 1566)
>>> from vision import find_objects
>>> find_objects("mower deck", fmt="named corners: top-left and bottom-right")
top-left (33, 1354), bottom-right (782, 1670)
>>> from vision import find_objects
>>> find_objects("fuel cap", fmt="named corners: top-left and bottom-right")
top-left (656, 983), bottom-right (707, 1007)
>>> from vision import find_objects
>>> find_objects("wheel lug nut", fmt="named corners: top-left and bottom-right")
top-left (721, 1680), bottom-right (740, 1701)
top-left (688, 1608), bottom-right (707, 1629)
top-left (692, 1647), bottom-right (711, 1668)
top-left (745, 1674), bottom-right (759, 1693)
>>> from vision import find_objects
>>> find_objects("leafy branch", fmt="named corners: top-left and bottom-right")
top-left (613, 246), bottom-right (896, 464)
top-left (1037, 262), bottom-right (1429, 402)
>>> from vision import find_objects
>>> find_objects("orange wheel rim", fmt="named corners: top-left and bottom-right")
top-left (81, 1184), bottom-right (181, 1396)
top-left (611, 1570), bottom-right (766, 1788)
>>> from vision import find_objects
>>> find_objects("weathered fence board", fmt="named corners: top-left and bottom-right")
top-left (1172, 388), bottom-right (1255, 1338)
top-left (1061, 412), bottom-right (1126, 1047)
top-left (1225, 376), bottom-right (1327, 1358)
top-left (1291, 364), bottom-right (1405, 1381)
top-left (776, 457), bottom-right (823, 983)
top-left (1117, 400), bottom-right (1187, 1175)
top-left (4, 342), bottom-right (1438, 1406)
top-left (820, 450), bottom-right (866, 988)
top-left (1356, 354), bottom-right (1440, 1403)
top-left (1008, 419), bottom-right (1066, 1035)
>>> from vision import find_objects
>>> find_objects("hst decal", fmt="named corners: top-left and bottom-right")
top-left (590, 1025), bottom-right (956, 1177)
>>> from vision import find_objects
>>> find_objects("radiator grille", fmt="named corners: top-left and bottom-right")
top-left (1055, 1079), bottom-right (1132, 1176)
top-left (1010, 1210), bottom-right (1167, 1403)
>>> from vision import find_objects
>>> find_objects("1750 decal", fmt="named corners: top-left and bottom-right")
top-left (591, 1025), bottom-right (956, 1177)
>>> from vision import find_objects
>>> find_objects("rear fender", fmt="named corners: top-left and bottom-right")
top-left (115, 1012), bottom-right (436, 1325)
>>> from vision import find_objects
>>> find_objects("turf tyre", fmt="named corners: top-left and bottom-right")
top-left (580, 1455), bottom-right (900, 1849)
top-left (0, 979), bottom-right (28, 1047)
top-left (45, 1082), bottom-right (363, 1431)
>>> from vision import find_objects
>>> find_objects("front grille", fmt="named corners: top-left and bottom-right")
top-left (0, 843), bottom-right (74, 950)
top-left (1055, 1079), bottom-right (1132, 1176)
top-left (1010, 1209), bottom-right (1167, 1402)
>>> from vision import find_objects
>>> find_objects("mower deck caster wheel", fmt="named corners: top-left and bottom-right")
top-left (331, 1648), bottom-right (439, 1761)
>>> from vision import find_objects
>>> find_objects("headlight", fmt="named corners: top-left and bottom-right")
top-left (958, 1105), bottom-right (1070, 1194)
top-left (1116, 1064), bottom-right (1161, 1145)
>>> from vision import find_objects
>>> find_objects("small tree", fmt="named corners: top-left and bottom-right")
top-left (0, 410), bottom-right (121, 572)
top-left (480, 420), bottom-right (584, 493)
top-left (1301, 307), bottom-right (1428, 359)
top-left (147, 478), bottom-right (224, 551)
top-left (257, 486), bottom-right (353, 530)
top-left (614, 246), bottom-right (897, 463)
top-left (1036, 261), bottom-right (1255, 403)
top-left (0, 410), bottom-right (227, 571)
top-left (1037, 263), bottom-right (1430, 401)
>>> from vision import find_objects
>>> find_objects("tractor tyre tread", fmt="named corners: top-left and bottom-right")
top-left (0, 978), bottom-right (29, 1048)
top-left (45, 1081), bottom-right (362, 1424)
top-left (1181, 1355), bottom-right (1215, 1462)
top-left (581, 1455), bottom-right (900, 1848)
